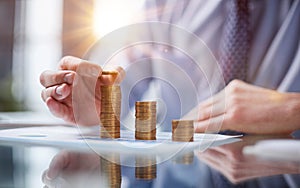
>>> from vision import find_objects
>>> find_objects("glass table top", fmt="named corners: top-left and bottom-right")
top-left (0, 127), bottom-right (299, 188)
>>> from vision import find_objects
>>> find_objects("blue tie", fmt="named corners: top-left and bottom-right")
top-left (219, 0), bottom-right (250, 84)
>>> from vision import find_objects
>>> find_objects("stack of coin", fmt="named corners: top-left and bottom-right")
top-left (172, 120), bottom-right (194, 142)
top-left (100, 71), bottom-right (121, 139)
top-left (135, 156), bottom-right (157, 180)
top-left (173, 151), bottom-right (194, 165)
top-left (135, 101), bottom-right (157, 140)
top-left (100, 154), bottom-right (121, 188)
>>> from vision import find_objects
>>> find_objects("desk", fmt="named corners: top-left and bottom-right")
top-left (0, 128), bottom-right (299, 188)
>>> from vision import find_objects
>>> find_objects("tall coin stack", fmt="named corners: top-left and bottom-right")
top-left (100, 71), bottom-right (121, 139)
top-left (100, 154), bottom-right (121, 188)
top-left (172, 120), bottom-right (194, 142)
top-left (135, 101), bottom-right (157, 140)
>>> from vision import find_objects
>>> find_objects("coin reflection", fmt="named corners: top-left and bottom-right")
top-left (100, 154), bottom-right (122, 188)
top-left (135, 156), bottom-right (157, 180)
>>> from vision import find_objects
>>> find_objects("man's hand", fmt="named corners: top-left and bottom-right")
top-left (184, 80), bottom-right (300, 134)
top-left (40, 56), bottom-right (125, 126)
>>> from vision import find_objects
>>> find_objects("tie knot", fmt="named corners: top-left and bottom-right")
top-left (231, 0), bottom-right (249, 13)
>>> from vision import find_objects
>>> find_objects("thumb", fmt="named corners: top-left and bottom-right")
top-left (59, 56), bottom-right (102, 74)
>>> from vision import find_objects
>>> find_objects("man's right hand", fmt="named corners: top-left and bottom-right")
top-left (40, 56), bottom-right (125, 126)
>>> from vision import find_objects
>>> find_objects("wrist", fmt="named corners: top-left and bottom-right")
top-left (285, 93), bottom-right (300, 130)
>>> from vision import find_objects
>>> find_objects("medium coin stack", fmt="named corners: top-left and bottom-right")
top-left (172, 120), bottom-right (194, 142)
top-left (135, 101), bottom-right (157, 140)
top-left (100, 155), bottom-right (121, 188)
top-left (100, 71), bottom-right (121, 139)
top-left (135, 156), bottom-right (157, 180)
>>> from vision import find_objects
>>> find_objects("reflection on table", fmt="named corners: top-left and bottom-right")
top-left (196, 135), bottom-right (300, 186)
top-left (37, 135), bottom-right (300, 188)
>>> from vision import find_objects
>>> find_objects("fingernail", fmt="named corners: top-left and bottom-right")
top-left (64, 73), bottom-right (74, 84)
top-left (46, 173), bottom-right (54, 181)
top-left (56, 85), bottom-right (63, 96)
top-left (44, 169), bottom-right (54, 181)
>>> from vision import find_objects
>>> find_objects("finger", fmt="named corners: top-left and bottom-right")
top-left (47, 151), bottom-right (70, 180)
top-left (184, 89), bottom-right (226, 120)
top-left (41, 84), bottom-right (71, 102)
top-left (194, 115), bottom-right (227, 133)
top-left (75, 61), bottom-right (102, 78)
top-left (196, 150), bottom-right (228, 174)
top-left (198, 149), bottom-right (226, 164)
top-left (40, 70), bottom-right (75, 88)
top-left (100, 66), bottom-right (126, 85)
top-left (42, 170), bottom-right (53, 186)
top-left (42, 175), bottom-right (70, 188)
top-left (197, 100), bottom-right (226, 121)
top-left (196, 150), bottom-right (241, 183)
top-left (60, 56), bottom-right (103, 79)
top-left (46, 98), bottom-right (74, 123)
top-left (198, 89), bottom-right (226, 108)
top-left (182, 101), bottom-right (226, 121)
top-left (59, 56), bottom-right (85, 71)
top-left (210, 146), bottom-right (245, 162)
top-left (182, 105), bottom-right (199, 120)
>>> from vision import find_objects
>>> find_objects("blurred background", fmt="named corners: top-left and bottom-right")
top-left (0, 0), bottom-right (144, 113)
top-left (0, 1), bottom-right (143, 187)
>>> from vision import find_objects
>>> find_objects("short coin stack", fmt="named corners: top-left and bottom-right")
top-left (172, 120), bottom-right (194, 142)
top-left (100, 71), bottom-right (121, 139)
top-left (100, 155), bottom-right (121, 188)
top-left (135, 101), bottom-right (157, 140)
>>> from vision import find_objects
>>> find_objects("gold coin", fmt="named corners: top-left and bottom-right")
top-left (101, 70), bottom-right (119, 75)
top-left (135, 101), bottom-right (156, 105)
top-left (135, 116), bottom-right (156, 121)
top-left (99, 71), bottom-right (120, 84)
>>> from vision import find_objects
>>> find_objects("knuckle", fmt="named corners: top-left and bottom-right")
top-left (230, 79), bottom-right (242, 86)
top-left (227, 79), bottom-right (242, 94)
top-left (39, 71), bottom-right (48, 86)
top-left (60, 56), bottom-right (73, 64)
top-left (59, 56), bottom-right (77, 69)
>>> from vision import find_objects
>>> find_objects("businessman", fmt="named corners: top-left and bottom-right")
top-left (40, 0), bottom-right (300, 134)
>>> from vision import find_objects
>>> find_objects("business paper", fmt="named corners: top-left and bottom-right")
top-left (0, 126), bottom-right (241, 158)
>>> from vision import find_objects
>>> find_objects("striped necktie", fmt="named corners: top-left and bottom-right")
top-left (219, 0), bottom-right (250, 85)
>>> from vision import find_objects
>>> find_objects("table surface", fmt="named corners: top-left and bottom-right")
top-left (0, 125), bottom-right (300, 188)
